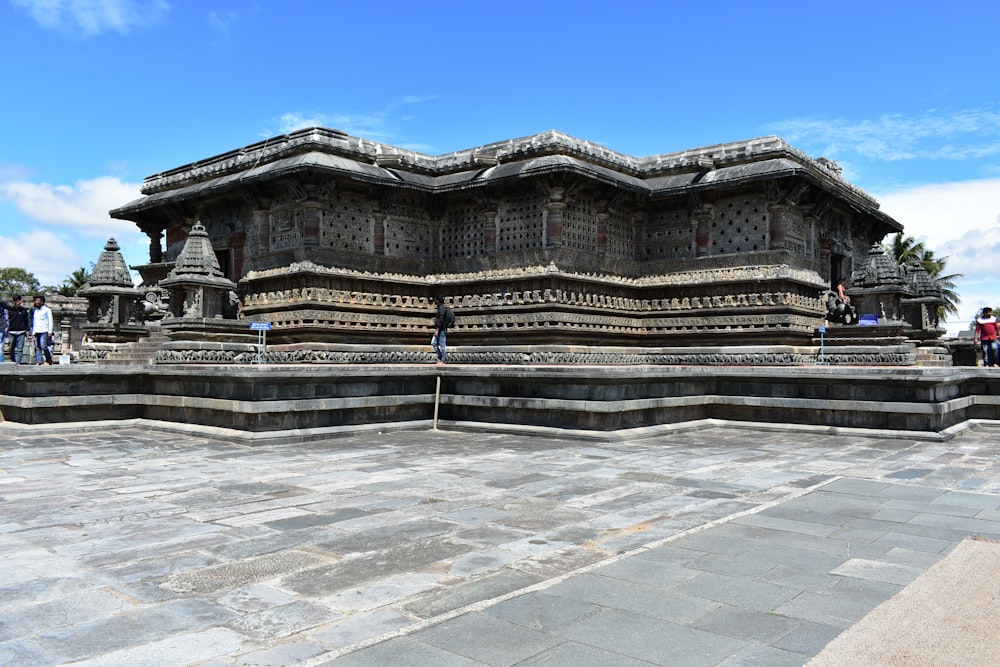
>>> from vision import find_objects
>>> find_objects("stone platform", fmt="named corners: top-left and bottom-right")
top-left (1, 364), bottom-right (998, 444)
top-left (2, 423), bottom-right (1000, 665)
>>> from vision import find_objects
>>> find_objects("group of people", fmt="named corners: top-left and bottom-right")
top-left (0, 295), bottom-right (55, 365)
top-left (975, 307), bottom-right (1000, 367)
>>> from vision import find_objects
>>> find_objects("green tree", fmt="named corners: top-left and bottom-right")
top-left (0, 267), bottom-right (41, 299)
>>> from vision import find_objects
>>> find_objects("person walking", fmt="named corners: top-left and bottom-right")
top-left (974, 307), bottom-right (1000, 367)
top-left (431, 295), bottom-right (455, 366)
top-left (31, 294), bottom-right (54, 365)
top-left (0, 295), bottom-right (31, 364)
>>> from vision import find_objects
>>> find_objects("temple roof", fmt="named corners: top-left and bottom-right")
top-left (110, 128), bottom-right (902, 234)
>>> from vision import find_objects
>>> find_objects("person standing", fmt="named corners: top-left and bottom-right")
top-left (31, 295), bottom-right (54, 365)
top-left (0, 304), bottom-right (6, 362)
top-left (974, 307), bottom-right (1000, 367)
top-left (431, 295), bottom-right (455, 366)
top-left (0, 295), bottom-right (31, 364)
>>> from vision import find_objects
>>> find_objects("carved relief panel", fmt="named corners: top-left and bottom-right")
top-left (269, 207), bottom-right (302, 251)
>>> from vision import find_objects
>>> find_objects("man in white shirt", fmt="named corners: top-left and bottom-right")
top-left (31, 295), bottom-right (54, 365)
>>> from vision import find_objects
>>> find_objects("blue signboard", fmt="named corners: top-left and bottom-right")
top-left (249, 322), bottom-right (272, 331)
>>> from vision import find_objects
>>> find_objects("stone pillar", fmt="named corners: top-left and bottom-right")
top-left (633, 212), bottom-right (646, 259)
top-left (693, 208), bottom-right (713, 257)
top-left (819, 239), bottom-right (832, 285)
top-left (60, 317), bottom-right (71, 353)
top-left (301, 203), bottom-right (321, 248)
top-left (544, 187), bottom-right (566, 248)
top-left (767, 203), bottom-right (792, 250)
top-left (482, 210), bottom-right (497, 254)
top-left (595, 212), bottom-right (608, 254)
top-left (147, 229), bottom-right (164, 263)
top-left (228, 232), bottom-right (246, 280)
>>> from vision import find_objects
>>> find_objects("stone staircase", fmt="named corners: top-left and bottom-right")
top-left (95, 330), bottom-right (171, 366)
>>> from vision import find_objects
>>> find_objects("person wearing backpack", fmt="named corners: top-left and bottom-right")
top-left (431, 295), bottom-right (455, 365)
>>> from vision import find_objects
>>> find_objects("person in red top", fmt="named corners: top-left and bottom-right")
top-left (974, 307), bottom-right (1000, 367)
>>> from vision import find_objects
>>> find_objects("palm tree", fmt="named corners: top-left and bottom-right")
top-left (886, 233), bottom-right (925, 266)
top-left (886, 235), bottom-right (962, 321)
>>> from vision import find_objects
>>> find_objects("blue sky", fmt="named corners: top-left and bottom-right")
top-left (1, 0), bottom-right (998, 334)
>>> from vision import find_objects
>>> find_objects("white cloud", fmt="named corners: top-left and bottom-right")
top-left (875, 178), bottom-right (1000, 254)
top-left (875, 178), bottom-right (1000, 334)
top-left (207, 10), bottom-right (238, 35)
top-left (770, 108), bottom-right (1000, 162)
top-left (274, 96), bottom-right (441, 147)
top-left (12, 0), bottom-right (169, 36)
top-left (0, 175), bottom-right (142, 238)
top-left (0, 174), bottom-right (146, 287)
top-left (0, 229), bottom-right (83, 287)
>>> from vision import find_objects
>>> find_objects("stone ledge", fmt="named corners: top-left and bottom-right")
top-left (1, 366), bottom-right (997, 442)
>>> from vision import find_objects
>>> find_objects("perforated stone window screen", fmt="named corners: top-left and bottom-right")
top-left (321, 193), bottom-right (374, 253)
top-left (605, 208), bottom-right (633, 259)
top-left (387, 194), bottom-right (429, 223)
top-left (710, 195), bottom-right (767, 255)
top-left (644, 207), bottom-right (690, 259)
top-left (385, 219), bottom-right (432, 258)
top-left (440, 204), bottom-right (484, 258)
top-left (497, 196), bottom-right (543, 252)
top-left (562, 200), bottom-right (596, 252)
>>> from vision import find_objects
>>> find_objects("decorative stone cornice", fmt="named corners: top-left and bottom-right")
top-left (131, 127), bottom-right (881, 211)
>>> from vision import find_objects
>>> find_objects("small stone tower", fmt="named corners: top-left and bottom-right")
top-left (159, 221), bottom-right (238, 319)
top-left (78, 237), bottom-right (144, 342)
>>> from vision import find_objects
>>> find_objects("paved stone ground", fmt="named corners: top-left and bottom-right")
top-left (2, 424), bottom-right (1000, 666)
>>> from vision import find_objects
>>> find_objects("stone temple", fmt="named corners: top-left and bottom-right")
top-left (108, 127), bottom-right (946, 365)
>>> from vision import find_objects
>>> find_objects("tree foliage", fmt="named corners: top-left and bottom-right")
top-left (0, 267), bottom-right (41, 300)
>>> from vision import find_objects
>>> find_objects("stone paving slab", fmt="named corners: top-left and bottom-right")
top-left (1, 424), bottom-right (1000, 665)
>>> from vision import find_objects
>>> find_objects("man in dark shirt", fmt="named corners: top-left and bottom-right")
top-left (431, 295), bottom-right (454, 365)
top-left (0, 295), bottom-right (31, 364)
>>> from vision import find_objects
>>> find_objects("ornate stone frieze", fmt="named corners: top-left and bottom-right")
top-left (149, 344), bottom-right (915, 367)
